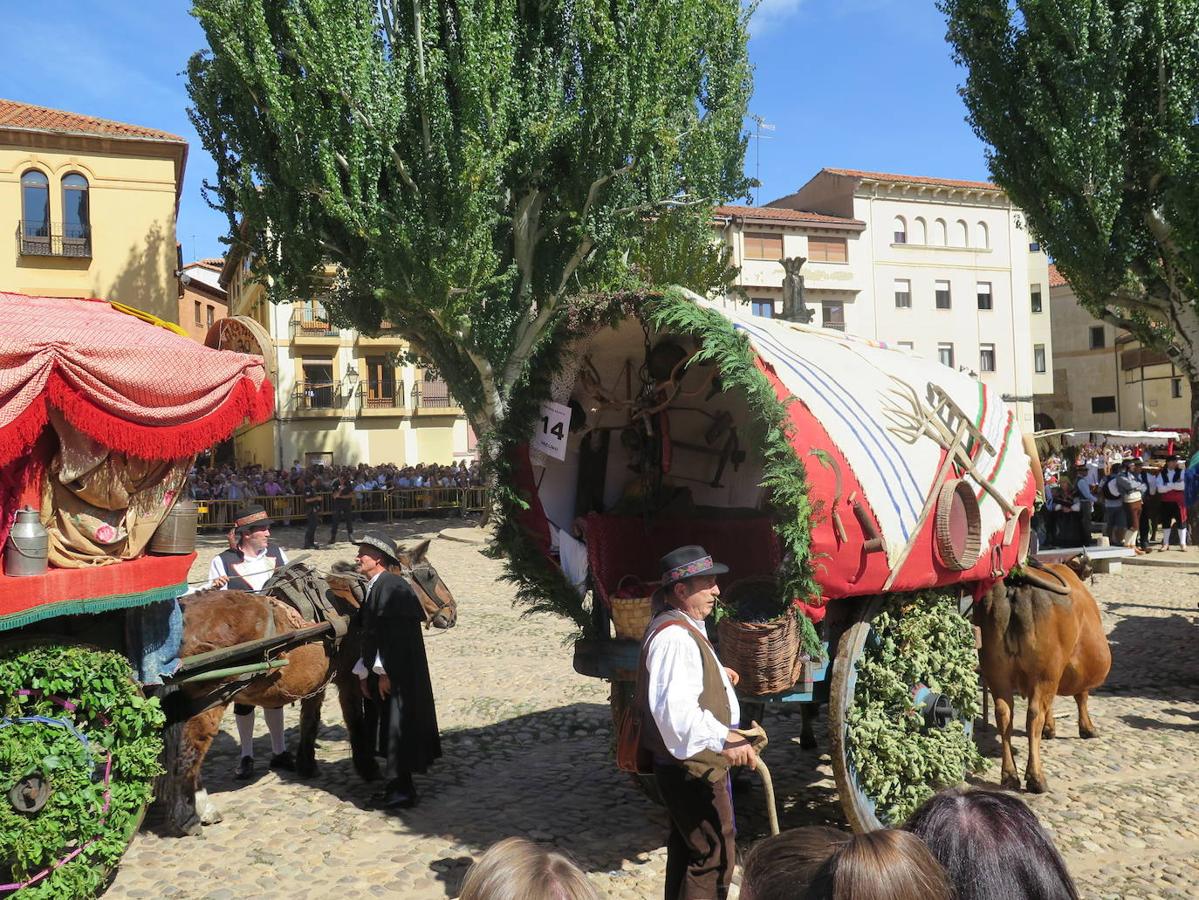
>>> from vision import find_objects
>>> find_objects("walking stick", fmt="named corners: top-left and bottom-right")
top-left (754, 757), bottom-right (780, 836)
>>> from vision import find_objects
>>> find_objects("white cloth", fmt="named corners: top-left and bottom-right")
top-left (206, 544), bottom-right (288, 591)
top-left (556, 527), bottom-right (590, 598)
top-left (353, 571), bottom-right (387, 679)
top-left (645, 612), bottom-right (739, 761)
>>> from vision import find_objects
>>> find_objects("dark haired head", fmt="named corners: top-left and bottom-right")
top-left (904, 787), bottom-right (1079, 900)
top-left (805, 828), bottom-right (952, 900)
top-left (740, 826), bottom-right (849, 900)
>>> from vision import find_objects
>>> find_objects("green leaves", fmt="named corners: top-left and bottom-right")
top-left (189, 0), bottom-right (752, 435)
top-left (845, 592), bottom-right (984, 825)
top-left (0, 646), bottom-right (164, 899)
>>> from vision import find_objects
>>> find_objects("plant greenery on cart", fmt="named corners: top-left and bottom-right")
top-left (846, 590), bottom-right (985, 825)
top-left (0, 646), bottom-right (164, 899)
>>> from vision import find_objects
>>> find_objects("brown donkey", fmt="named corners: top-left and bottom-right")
top-left (159, 540), bottom-right (453, 835)
top-left (978, 562), bottom-right (1111, 794)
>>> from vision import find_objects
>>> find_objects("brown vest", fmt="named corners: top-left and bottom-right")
top-left (636, 610), bottom-right (732, 780)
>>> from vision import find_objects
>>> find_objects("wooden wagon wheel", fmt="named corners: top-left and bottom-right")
top-left (0, 637), bottom-right (160, 898)
top-left (828, 596), bottom-right (979, 833)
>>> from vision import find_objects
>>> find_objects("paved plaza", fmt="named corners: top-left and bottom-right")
top-left (107, 520), bottom-right (1199, 899)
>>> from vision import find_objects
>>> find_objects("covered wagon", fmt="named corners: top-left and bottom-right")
top-left (490, 291), bottom-right (1038, 831)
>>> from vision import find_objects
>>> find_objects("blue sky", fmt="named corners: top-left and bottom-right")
top-left (1, 0), bottom-right (989, 263)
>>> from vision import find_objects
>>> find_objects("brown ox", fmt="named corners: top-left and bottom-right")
top-left (158, 541), bottom-right (451, 835)
top-left (979, 562), bottom-right (1111, 793)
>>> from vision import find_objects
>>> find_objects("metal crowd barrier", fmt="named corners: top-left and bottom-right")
top-left (196, 487), bottom-right (489, 530)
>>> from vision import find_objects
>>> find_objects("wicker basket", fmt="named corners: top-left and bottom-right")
top-left (610, 575), bottom-right (657, 640)
top-left (717, 576), bottom-right (800, 696)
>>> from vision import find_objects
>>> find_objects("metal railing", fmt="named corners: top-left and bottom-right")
top-left (412, 379), bottom-right (454, 409)
top-left (291, 380), bottom-right (354, 411)
top-left (17, 221), bottom-right (91, 258)
top-left (362, 381), bottom-right (406, 409)
top-left (289, 310), bottom-right (339, 339)
top-left (195, 487), bottom-right (488, 529)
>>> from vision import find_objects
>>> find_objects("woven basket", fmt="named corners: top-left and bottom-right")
top-left (610, 575), bottom-right (656, 640)
top-left (717, 576), bottom-right (800, 696)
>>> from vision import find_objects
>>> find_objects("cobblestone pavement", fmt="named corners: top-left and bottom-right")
top-left (106, 520), bottom-right (1199, 899)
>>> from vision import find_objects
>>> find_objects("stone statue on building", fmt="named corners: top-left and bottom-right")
top-left (781, 256), bottom-right (815, 323)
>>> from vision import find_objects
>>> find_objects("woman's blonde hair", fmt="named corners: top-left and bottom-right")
top-left (458, 837), bottom-right (599, 900)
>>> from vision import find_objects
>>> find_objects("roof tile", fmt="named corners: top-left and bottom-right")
top-left (823, 167), bottom-right (999, 192)
top-left (0, 98), bottom-right (186, 144)
top-left (714, 205), bottom-right (862, 226)
top-left (1048, 263), bottom-right (1068, 288)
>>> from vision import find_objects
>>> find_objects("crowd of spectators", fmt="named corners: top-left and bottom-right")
top-left (455, 787), bottom-right (1079, 899)
top-left (1036, 442), bottom-right (1196, 551)
top-left (188, 459), bottom-right (484, 503)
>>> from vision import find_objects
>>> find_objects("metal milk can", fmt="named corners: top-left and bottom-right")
top-left (5, 507), bottom-right (49, 577)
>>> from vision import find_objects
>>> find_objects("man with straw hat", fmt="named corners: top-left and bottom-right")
top-left (353, 532), bottom-right (442, 810)
top-left (637, 545), bottom-right (756, 899)
top-left (206, 503), bottom-right (295, 780)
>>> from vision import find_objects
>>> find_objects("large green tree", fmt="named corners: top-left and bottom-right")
top-left (188, 0), bottom-right (751, 442)
top-left (940, 0), bottom-right (1199, 433)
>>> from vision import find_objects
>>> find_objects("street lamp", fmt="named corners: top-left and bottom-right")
top-left (344, 364), bottom-right (359, 397)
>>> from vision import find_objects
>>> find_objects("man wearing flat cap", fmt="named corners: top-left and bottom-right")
top-left (637, 545), bottom-right (754, 899)
top-left (207, 504), bottom-right (295, 780)
top-left (353, 532), bottom-right (442, 809)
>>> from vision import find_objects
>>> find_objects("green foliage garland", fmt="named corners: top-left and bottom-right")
top-left (0, 646), bottom-right (164, 899)
top-left (845, 591), bottom-right (984, 825)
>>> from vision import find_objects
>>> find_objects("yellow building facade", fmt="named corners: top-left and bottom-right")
top-left (0, 99), bottom-right (186, 323)
top-left (216, 247), bottom-right (475, 469)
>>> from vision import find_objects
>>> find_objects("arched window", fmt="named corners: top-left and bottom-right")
top-left (913, 217), bottom-right (927, 244)
top-left (62, 173), bottom-right (90, 240)
top-left (955, 219), bottom-right (969, 247)
top-left (933, 218), bottom-right (947, 246)
top-left (20, 170), bottom-right (49, 238)
top-left (976, 221), bottom-right (990, 249)
top-left (892, 216), bottom-right (907, 244)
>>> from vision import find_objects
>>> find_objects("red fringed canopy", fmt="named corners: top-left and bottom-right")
top-left (0, 293), bottom-right (274, 468)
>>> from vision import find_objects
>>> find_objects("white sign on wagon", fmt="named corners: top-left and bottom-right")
top-left (532, 400), bottom-right (571, 461)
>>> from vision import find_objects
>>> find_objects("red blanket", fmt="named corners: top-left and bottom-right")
top-left (581, 513), bottom-right (781, 608)
top-left (0, 293), bottom-right (272, 468)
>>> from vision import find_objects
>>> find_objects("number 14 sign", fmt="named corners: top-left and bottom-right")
top-left (532, 400), bottom-right (571, 461)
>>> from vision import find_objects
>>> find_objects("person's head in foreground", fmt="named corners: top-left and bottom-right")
top-left (904, 787), bottom-right (1079, 900)
top-left (804, 828), bottom-right (953, 900)
top-left (457, 837), bottom-right (599, 900)
top-left (739, 826), bottom-right (850, 900)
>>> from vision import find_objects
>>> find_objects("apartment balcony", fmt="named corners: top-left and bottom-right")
top-left (290, 380), bottom-right (355, 417)
top-left (411, 380), bottom-right (463, 416)
top-left (359, 381), bottom-right (410, 417)
top-left (17, 221), bottom-right (91, 259)
top-left (289, 311), bottom-right (341, 345)
top-left (356, 321), bottom-right (406, 347)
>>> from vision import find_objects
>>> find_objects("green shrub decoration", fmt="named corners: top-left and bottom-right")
top-left (845, 591), bottom-right (984, 825)
top-left (0, 646), bottom-right (164, 899)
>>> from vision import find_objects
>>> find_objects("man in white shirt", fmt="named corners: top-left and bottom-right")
top-left (637, 545), bottom-right (755, 900)
top-left (1156, 455), bottom-right (1188, 550)
top-left (206, 504), bottom-right (294, 780)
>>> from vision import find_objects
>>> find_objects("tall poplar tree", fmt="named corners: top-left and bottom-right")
top-left (941, 0), bottom-right (1199, 433)
top-left (188, 0), bottom-right (751, 444)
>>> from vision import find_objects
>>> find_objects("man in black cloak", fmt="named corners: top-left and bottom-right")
top-left (353, 532), bottom-right (442, 809)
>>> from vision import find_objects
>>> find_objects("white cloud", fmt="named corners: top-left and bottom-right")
top-left (747, 0), bottom-right (805, 37)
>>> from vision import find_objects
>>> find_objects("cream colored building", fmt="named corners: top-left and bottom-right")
top-left (714, 168), bottom-right (1053, 432)
top-left (0, 98), bottom-right (186, 323)
top-left (1038, 264), bottom-right (1191, 431)
top-left (216, 247), bottom-right (474, 469)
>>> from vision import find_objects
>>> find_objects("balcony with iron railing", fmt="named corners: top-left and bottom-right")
top-left (17, 221), bottom-right (91, 258)
top-left (289, 310), bottom-right (340, 343)
top-left (290, 380), bottom-right (355, 416)
top-left (359, 380), bottom-right (409, 416)
top-left (411, 379), bottom-right (462, 414)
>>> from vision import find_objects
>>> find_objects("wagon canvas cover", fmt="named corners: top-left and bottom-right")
top-left (706, 301), bottom-right (1037, 598)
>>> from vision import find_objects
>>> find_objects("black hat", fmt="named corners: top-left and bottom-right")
top-left (651, 545), bottom-right (729, 606)
top-left (1166, 454), bottom-right (1180, 462)
top-left (233, 504), bottom-right (272, 533)
top-left (357, 531), bottom-right (400, 565)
